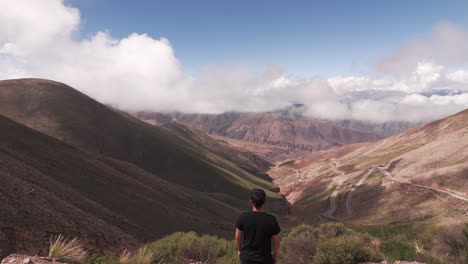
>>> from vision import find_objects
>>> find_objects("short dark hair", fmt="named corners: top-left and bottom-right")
top-left (250, 189), bottom-right (266, 209)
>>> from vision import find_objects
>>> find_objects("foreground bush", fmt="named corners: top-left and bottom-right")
top-left (380, 237), bottom-right (417, 262)
top-left (123, 246), bottom-right (154, 264)
top-left (49, 234), bottom-right (87, 264)
top-left (281, 225), bottom-right (320, 264)
top-left (431, 223), bottom-right (468, 264)
top-left (147, 232), bottom-right (237, 264)
top-left (86, 247), bottom-right (153, 264)
top-left (314, 235), bottom-right (383, 264)
top-left (87, 255), bottom-right (119, 264)
top-left (280, 223), bottom-right (383, 264)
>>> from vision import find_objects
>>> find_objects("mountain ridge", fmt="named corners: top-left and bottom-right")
top-left (137, 111), bottom-right (382, 163)
top-left (0, 78), bottom-right (290, 257)
top-left (268, 108), bottom-right (468, 225)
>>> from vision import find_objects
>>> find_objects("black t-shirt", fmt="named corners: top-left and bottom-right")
top-left (235, 211), bottom-right (281, 263)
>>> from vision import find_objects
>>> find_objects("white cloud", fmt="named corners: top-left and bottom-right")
top-left (0, 0), bottom-right (467, 123)
top-left (376, 22), bottom-right (468, 75)
top-left (448, 70), bottom-right (468, 85)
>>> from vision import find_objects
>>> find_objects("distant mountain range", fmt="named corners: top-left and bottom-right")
top-left (272, 102), bottom-right (423, 137)
top-left (136, 112), bottom-right (382, 163)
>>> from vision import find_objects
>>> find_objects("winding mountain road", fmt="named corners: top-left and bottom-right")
top-left (344, 167), bottom-right (377, 218)
top-left (323, 163), bottom-right (377, 220)
top-left (378, 164), bottom-right (468, 203)
top-left (323, 160), bottom-right (468, 220)
top-left (323, 160), bottom-right (346, 219)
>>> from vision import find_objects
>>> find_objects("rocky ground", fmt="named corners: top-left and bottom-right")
top-left (363, 262), bottom-right (425, 264)
top-left (1, 255), bottom-right (65, 264)
top-left (1, 254), bottom-right (426, 264)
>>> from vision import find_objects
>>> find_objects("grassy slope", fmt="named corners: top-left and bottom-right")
top-left (0, 115), bottom-right (244, 245)
top-left (0, 79), bottom-right (285, 212)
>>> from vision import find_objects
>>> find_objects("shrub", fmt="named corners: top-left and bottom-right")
top-left (280, 223), bottom-right (383, 264)
top-left (49, 234), bottom-right (87, 264)
top-left (280, 225), bottom-right (320, 264)
top-left (314, 233), bottom-right (383, 264)
top-left (319, 223), bottom-right (354, 239)
top-left (118, 250), bottom-right (131, 264)
top-left (127, 246), bottom-right (154, 264)
top-left (380, 237), bottom-right (417, 261)
top-left (87, 254), bottom-right (119, 264)
top-left (147, 232), bottom-right (237, 264)
top-left (431, 223), bottom-right (468, 264)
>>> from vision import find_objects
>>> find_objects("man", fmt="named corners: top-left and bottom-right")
top-left (235, 189), bottom-right (281, 264)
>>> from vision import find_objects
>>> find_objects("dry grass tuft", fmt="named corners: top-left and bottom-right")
top-left (49, 234), bottom-right (87, 263)
top-left (119, 246), bottom-right (154, 264)
top-left (118, 250), bottom-right (131, 264)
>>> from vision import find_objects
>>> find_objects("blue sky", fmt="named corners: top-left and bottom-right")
top-left (66, 0), bottom-right (468, 77)
top-left (2, 0), bottom-right (468, 121)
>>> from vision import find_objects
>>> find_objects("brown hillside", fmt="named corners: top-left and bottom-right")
top-left (0, 115), bottom-right (243, 257)
top-left (157, 112), bottom-right (381, 162)
top-left (269, 108), bottom-right (468, 225)
top-left (0, 79), bottom-right (285, 208)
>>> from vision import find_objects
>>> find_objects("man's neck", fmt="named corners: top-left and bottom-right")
top-left (252, 207), bottom-right (265, 212)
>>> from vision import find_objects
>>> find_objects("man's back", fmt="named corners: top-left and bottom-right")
top-left (236, 211), bottom-right (281, 264)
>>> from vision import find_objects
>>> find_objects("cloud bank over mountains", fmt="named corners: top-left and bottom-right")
top-left (1, 0), bottom-right (468, 123)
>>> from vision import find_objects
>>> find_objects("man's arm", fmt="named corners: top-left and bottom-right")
top-left (272, 234), bottom-right (280, 263)
top-left (235, 228), bottom-right (243, 256)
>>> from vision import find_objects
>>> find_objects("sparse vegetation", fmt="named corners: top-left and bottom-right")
top-left (314, 234), bottom-right (383, 264)
top-left (380, 237), bottom-right (418, 261)
top-left (124, 246), bottom-right (154, 264)
top-left (57, 222), bottom-right (468, 264)
top-left (86, 247), bottom-right (153, 264)
top-left (118, 250), bottom-right (131, 264)
top-left (280, 223), bottom-right (383, 264)
top-left (147, 232), bottom-right (237, 264)
top-left (431, 223), bottom-right (468, 264)
top-left (87, 255), bottom-right (119, 264)
top-left (352, 222), bottom-right (468, 264)
top-left (281, 225), bottom-right (320, 264)
top-left (49, 234), bottom-right (87, 264)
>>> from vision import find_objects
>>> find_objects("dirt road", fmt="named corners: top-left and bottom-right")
top-left (323, 159), bottom-right (468, 220)
top-left (378, 165), bottom-right (468, 203)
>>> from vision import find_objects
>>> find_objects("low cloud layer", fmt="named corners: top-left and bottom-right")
top-left (1, 0), bottom-right (468, 123)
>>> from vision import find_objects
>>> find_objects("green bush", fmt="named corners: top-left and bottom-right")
top-left (380, 237), bottom-right (417, 261)
top-left (125, 246), bottom-right (154, 264)
top-left (87, 255), bottom-right (119, 264)
top-left (319, 223), bottom-right (354, 239)
top-left (431, 223), bottom-right (468, 264)
top-left (280, 223), bottom-right (383, 264)
top-left (280, 225), bottom-right (320, 264)
top-left (147, 232), bottom-right (237, 264)
top-left (352, 223), bottom-right (450, 263)
top-left (314, 232), bottom-right (383, 264)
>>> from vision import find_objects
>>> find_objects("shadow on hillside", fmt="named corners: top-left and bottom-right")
top-left (344, 183), bottom-right (386, 220)
top-left (387, 158), bottom-right (403, 172)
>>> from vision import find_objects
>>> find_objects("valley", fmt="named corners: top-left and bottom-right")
top-left (0, 79), bottom-right (289, 257)
top-left (268, 109), bottom-right (468, 226)
top-left (1, 79), bottom-right (467, 263)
